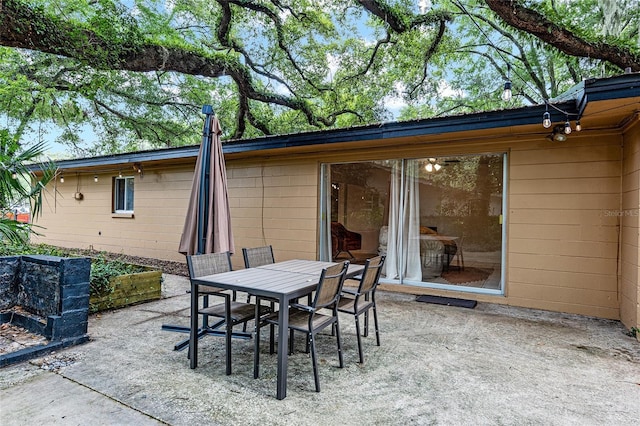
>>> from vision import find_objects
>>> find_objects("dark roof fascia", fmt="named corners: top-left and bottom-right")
top-left (584, 73), bottom-right (640, 101)
top-left (27, 144), bottom-right (201, 172)
top-left (221, 101), bottom-right (577, 153)
top-left (61, 88), bottom-right (640, 174)
top-left (556, 73), bottom-right (640, 119)
top-left (25, 73), bottom-right (640, 172)
top-left (577, 73), bottom-right (640, 117)
top-left (29, 101), bottom-right (576, 172)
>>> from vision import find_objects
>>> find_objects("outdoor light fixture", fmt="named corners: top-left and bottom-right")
top-left (542, 102), bottom-right (583, 133)
top-left (10, 169), bottom-right (17, 179)
top-left (502, 81), bottom-right (512, 101)
top-left (118, 170), bottom-right (122, 178)
top-left (94, 175), bottom-right (99, 183)
top-left (501, 64), bottom-right (512, 102)
top-left (59, 175), bottom-right (64, 183)
top-left (547, 125), bottom-right (568, 142)
top-left (133, 163), bottom-right (143, 178)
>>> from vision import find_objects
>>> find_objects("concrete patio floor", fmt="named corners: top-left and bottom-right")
top-left (1, 273), bottom-right (639, 425)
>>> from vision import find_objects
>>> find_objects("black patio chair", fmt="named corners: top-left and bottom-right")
top-left (255, 261), bottom-right (349, 393)
top-left (337, 255), bottom-right (385, 363)
top-left (163, 251), bottom-right (240, 351)
top-left (187, 252), bottom-right (270, 375)
top-left (242, 245), bottom-right (277, 347)
top-left (242, 245), bottom-right (276, 270)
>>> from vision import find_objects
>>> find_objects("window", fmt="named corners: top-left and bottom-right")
top-left (113, 176), bottom-right (134, 213)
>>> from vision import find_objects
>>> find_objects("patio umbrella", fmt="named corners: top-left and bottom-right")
top-left (179, 106), bottom-right (234, 256)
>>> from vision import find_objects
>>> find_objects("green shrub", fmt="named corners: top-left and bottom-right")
top-left (89, 254), bottom-right (147, 295)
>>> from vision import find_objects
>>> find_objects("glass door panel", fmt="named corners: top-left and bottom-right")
top-left (325, 153), bottom-right (504, 292)
top-left (408, 154), bottom-right (504, 290)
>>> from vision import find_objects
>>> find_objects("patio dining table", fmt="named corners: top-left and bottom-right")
top-left (189, 259), bottom-right (364, 400)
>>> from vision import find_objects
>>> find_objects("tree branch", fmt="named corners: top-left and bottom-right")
top-left (484, 0), bottom-right (640, 71)
top-left (0, 0), bottom-right (332, 130)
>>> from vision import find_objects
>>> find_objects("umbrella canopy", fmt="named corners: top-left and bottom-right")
top-left (179, 109), bottom-right (234, 256)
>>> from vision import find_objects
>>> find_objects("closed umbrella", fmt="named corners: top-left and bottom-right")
top-left (179, 105), bottom-right (234, 256)
top-left (166, 106), bottom-right (236, 350)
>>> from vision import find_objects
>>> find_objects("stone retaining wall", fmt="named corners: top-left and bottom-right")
top-left (0, 255), bottom-right (91, 367)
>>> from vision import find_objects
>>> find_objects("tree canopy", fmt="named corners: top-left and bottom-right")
top-left (1, 0), bottom-right (638, 155)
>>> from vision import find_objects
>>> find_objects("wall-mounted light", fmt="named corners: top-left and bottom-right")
top-left (59, 174), bottom-right (64, 183)
top-left (133, 163), bottom-right (143, 178)
top-left (547, 125), bottom-right (568, 142)
top-left (118, 170), bottom-right (122, 178)
top-left (94, 175), bottom-right (99, 183)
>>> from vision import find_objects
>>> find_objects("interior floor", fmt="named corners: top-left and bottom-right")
top-left (336, 250), bottom-right (502, 290)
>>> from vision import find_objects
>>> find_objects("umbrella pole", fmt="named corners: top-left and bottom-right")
top-left (197, 105), bottom-right (214, 255)
top-left (164, 106), bottom-right (250, 350)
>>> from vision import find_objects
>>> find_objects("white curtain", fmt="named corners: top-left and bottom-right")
top-left (319, 164), bottom-right (332, 261)
top-left (385, 160), bottom-right (422, 281)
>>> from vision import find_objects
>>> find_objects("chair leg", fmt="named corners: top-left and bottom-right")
top-left (225, 318), bottom-right (233, 376)
top-left (310, 333), bottom-right (320, 393)
top-left (354, 314), bottom-right (364, 364)
top-left (254, 307), bottom-right (261, 379)
top-left (373, 305), bottom-right (380, 346)
top-left (242, 294), bottom-right (252, 332)
top-left (363, 310), bottom-right (369, 337)
top-left (289, 328), bottom-right (295, 355)
top-left (269, 323), bottom-right (275, 354)
top-left (335, 317), bottom-right (344, 368)
top-left (202, 295), bottom-right (210, 328)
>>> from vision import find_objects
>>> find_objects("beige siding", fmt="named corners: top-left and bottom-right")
top-left (227, 160), bottom-right (319, 269)
top-left (32, 166), bottom-right (194, 262)
top-left (507, 135), bottom-right (622, 319)
top-left (620, 118), bottom-right (640, 329)
top-left (30, 123), bottom-right (637, 323)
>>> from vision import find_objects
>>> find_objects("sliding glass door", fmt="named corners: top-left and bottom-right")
top-left (323, 153), bottom-right (505, 293)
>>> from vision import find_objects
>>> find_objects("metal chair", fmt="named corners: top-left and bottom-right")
top-left (242, 245), bottom-right (277, 346)
top-left (242, 245), bottom-right (275, 269)
top-left (187, 252), bottom-right (270, 375)
top-left (255, 261), bottom-right (349, 393)
top-left (163, 251), bottom-right (238, 351)
top-left (337, 255), bottom-right (385, 363)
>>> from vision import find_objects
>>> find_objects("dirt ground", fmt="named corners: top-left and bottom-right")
top-left (70, 249), bottom-right (190, 277)
top-left (1, 273), bottom-right (639, 425)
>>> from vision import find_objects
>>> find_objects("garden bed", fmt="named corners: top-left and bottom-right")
top-left (89, 267), bottom-right (162, 313)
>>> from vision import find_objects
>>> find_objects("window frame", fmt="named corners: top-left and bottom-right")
top-left (112, 175), bottom-right (135, 215)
